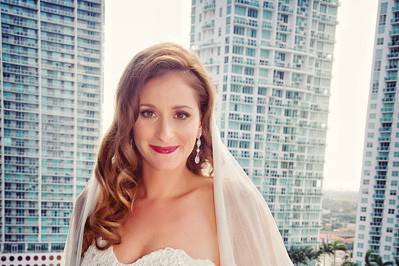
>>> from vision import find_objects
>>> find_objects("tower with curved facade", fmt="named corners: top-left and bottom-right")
top-left (191, 0), bottom-right (338, 248)
top-left (354, 1), bottom-right (399, 264)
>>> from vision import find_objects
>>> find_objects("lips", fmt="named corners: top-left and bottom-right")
top-left (150, 145), bottom-right (179, 154)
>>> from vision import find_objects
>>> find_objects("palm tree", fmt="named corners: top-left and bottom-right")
top-left (318, 241), bottom-right (334, 265)
top-left (288, 246), bottom-right (319, 265)
top-left (330, 240), bottom-right (347, 265)
top-left (303, 246), bottom-right (320, 262)
top-left (364, 249), bottom-right (394, 266)
top-left (365, 250), bottom-right (374, 266)
top-left (341, 251), bottom-right (357, 266)
top-left (288, 246), bottom-right (308, 265)
top-left (341, 262), bottom-right (357, 266)
top-left (371, 255), bottom-right (394, 266)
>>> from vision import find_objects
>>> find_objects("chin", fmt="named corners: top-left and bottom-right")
top-left (144, 157), bottom-right (186, 171)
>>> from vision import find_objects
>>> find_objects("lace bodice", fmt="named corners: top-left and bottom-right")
top-left (80, 244), bottom-right (216, 266)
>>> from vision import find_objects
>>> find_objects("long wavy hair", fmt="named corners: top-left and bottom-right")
top-left (82, 43), bottom-right (216, 254)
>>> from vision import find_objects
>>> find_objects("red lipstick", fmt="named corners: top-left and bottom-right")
top-left (150, 145), bottom-right (178, 154)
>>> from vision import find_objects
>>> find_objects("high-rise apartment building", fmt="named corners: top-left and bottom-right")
top-left (0, 0), bottom-right (104, 264)
top-left (191, 0), bottom-right (338, 248)
top-left (354, 1), bottom-right (399, 264)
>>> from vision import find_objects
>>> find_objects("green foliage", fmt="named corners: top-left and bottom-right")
top-left (341, 262), bottom-right (358, 266)
top-left (286, 241), bottom-right (357, 266)
top-left (364, 249), bottom-right (395, 266)
top-left (288, 246), bottom-right (319, 265)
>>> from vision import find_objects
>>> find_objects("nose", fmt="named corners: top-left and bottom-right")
top-left (156, 117), bottom-right (174, 142)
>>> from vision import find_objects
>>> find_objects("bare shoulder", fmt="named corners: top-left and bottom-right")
top-left (183, 176), bottom-right (219, 265)
top-left (190, 176), bottom-right (214, 203)
top-left (196, 176), bottom-right (214, 192)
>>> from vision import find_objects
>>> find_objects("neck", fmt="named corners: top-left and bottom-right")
top-left (137, 163), bottom-right (195, 200)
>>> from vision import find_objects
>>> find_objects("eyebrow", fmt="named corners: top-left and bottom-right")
top-left (139, 104), bottom-right (193, 110)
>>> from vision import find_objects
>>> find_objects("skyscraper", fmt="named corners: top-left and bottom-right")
top-left (0, 0), bottom-right (104, 264)
top-left (191, 0), bottom-right (338, 248)
top-left (354, 1), bottom-right (399, 264)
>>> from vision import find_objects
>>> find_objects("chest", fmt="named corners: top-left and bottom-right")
top-left (113, 193), bottom-right (217, 264)
top-left (127, 200), bottom-right (208, 241)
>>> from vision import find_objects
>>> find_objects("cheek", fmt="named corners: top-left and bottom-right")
top-left (133, 120), bottom-right (149, 143)
top-left (179, 122), bottom-right (200, 143)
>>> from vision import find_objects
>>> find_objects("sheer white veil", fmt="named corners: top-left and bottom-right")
top-left (62, 114), bottom-right (293, 266)
top-left (62, 44), bottom-right (293, 266)
top-left (210, 117), bottom-right (293, 265)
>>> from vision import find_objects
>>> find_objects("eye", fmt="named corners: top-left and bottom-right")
top-left (140, 110), bottom-right (156, 118)
top-left (175, 112), bottom-right (190, 120)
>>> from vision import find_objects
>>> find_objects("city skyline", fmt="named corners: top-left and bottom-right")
top-left (0, 0), bottom-right (381, 264)
top-left (104, 0), bottom-right (378, 192)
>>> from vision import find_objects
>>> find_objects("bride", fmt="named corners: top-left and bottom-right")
top-left (63, 43), bottom-right (293, 266)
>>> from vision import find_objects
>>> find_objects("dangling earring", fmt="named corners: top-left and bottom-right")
top-left (195, 137), bottom-right (201, 164)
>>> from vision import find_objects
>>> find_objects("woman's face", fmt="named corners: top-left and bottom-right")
top-left (133, 72), bottom-right (202, 172)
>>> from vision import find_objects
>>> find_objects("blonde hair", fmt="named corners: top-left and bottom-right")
top-left (82, 43), bottom-right (216, 253)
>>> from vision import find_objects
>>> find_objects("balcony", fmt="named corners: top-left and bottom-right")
top-left (273, 79), bottom-right (284, 86)
top-left (41, 25), bottom-right (74, 36)
top-left (234, 0), bottom-right (259, 8)
top-left (77, 22), bottom-right (102, 32)
top-left (1, 6), bottom-right (36, 19)
top-left (77, 4), bottom-right (102, 13)
top-left (378, 127), bottom-right (391, 133)
top-left (376, 156), bottom-right (389, 161)
top-left (381, 107), bottom-right (394, 112)
top-left (203, 3), bottom-right (216, 12)
top-left (391, 18), bottom-right (399, 24)
top-left (78, 31), bottom-right (102, 41)
top-left (40, 6), bottom-right (74, 17)
top-left (202, 20), bottom-right (215, 30)
top-left (278, 3), bottom-right (293, 14)
top-left (2, 57), bottom-right (38, 68)
top-left (41, 0), bottom-right (74, 7)
top-left (2, 0), bottom-right (37, 9)
top-left (2, 47), bottom-right (37, 58)
top-left (382, 97), bottom-right (395, 103)
top-left (1, 17), bottom-right (37, 29)
top-left (3, 67), bottom-right (38, 77)
top-left (77, 13), bottom-right (102, 23)
top-left (389, 30), bottom-right (399, 36)
top-left (41, 35), bottom-right (74, 46)
top-left (277, 23), bottom-right (292, 33)
top-left (234, 17), bottom-right (258, 28)
top-left (2, 37), bottom-right (37, 48)
top-left (263, 1), bottom-right (273, 9)
top-left (40, 15), bottom-right (74, 27)
top-left (275, 41), bottom-right (287, 48)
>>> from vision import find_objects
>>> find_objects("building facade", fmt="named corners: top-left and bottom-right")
top-left (191, 0), bottom-right (338, 248)
top-left (354, 0), bottom-right (399, 264)
top-left (0, 0), bottom-right (104, 263)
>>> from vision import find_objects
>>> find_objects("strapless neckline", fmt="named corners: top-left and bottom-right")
top-left (80, 244), bottom-right (216, 266)
top-left (111, 246), bottom-right (215, 265)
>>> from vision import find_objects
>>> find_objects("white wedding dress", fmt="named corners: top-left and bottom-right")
top-left (80, 244), bottom-right (216, 266)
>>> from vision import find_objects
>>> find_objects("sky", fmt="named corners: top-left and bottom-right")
top-left (104, 0), bottom-right (379, 192)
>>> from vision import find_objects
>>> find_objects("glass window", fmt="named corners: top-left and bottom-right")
top-left (248, 8), bottom-right (258, 18)
top-left (233, 26), bottom-right (245, 35)
top-left (263, 10), bottom-right (272, 20)
top-left (380, 2), bottom-right (388, 14)
top-left (234, 6), bottom-right (246, 16)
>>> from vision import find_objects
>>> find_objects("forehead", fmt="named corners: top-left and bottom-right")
top-left (138, 72), bottom-right (199, 108)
